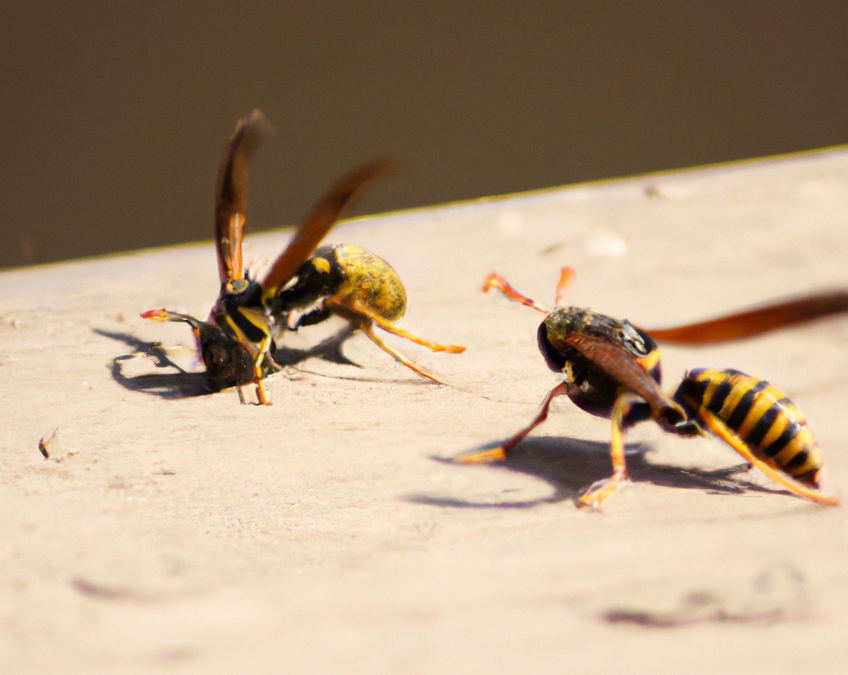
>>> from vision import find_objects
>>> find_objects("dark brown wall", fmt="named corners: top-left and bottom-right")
top-left (2, 1), bottom-right (847, 269)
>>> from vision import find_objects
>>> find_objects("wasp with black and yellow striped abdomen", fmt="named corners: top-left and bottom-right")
top-left (142, 110), bottom-right (464, 404)
top-left (673, 368), bottom-right (828, 499)
top-left (457, 269), bottom-right (838, 507)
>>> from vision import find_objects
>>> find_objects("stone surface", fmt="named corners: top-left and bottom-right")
top-left (2, 149), bottom-right (848, 673)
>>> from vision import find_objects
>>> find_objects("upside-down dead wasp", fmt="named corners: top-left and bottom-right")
top-left (456, 269), bottom-right (838, 507)
top-left (142, 110), bottom-right (464, 404)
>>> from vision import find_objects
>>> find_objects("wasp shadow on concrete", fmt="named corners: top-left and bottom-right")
top-left (96, 324), bottom-right (358, 399)
top-left (407, 435), bottom-right (780, 509)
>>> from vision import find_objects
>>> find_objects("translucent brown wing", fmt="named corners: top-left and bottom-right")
top-left (261, 160), bottom-right (401, 296)
top-left (646, 290), bottom-right (848, 344)
top-left (564, 331), bottom-right (681, 425)
top-left (214, 110), bottom-right (271, 284)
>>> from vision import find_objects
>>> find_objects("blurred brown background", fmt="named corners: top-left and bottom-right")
top-left (1, 1), bottom-right (846, 270)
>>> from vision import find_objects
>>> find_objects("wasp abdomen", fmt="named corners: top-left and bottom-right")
top-left (331, 245), bottom-right (406, 322)
top-left (275, 244), bottom-right (407, 324)
top-left (674, 368), bottom-right (824, 487)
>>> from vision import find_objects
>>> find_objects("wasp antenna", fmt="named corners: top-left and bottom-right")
top-left (140, 308), bottom-right (203, 329)
top-left (215, 110), bottom-right (273, 285)
top-left (140, 308), bottom-right (169, 321)
top-left (261, 160), bottom-right (401, 296)
top-left (555, 267), bottom-right (576, 306)
top-left (482, 272), bottom-right (548, 314)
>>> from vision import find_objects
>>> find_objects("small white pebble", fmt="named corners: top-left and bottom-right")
top-left (584, 231), bottom-right (628, 258)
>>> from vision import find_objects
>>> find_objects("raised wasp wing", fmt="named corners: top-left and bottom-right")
top-left (260, 160), bottom-right (401, 298)
top-left (214, 110), bottom-right (271, 285)
top-left (647, 290), bottom-right (848, 344)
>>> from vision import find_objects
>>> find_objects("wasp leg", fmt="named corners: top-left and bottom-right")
top-left (249, 335), bottom-right (274, 405)
top-left (482, 272), bottom-right (549, 314)
top-left (325, 300), bottom-right (465, 354)
top-left (323, 301), bottom-right (459, 383)
top-left (357, 320), bottom-right (450, 385)
top-left (288, 305), bottom-right (333, 330)
top-left (577, 391), bottom-right (635, 508)
top-left (366, 315), bottom-right (465, 353)
top-left (252, 366), bottom-right (270, 405)
top-left (455, 381), bottom-right (571, 464)
top-left (693, 407), bottom-right (838, 506)
top-left (235, 364), bottom-right (269, 405)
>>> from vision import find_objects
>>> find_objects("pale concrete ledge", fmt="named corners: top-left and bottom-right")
top-left (2, 149), bottom-right (848, 672)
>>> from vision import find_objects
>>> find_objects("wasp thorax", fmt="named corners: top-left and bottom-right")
top-left (273, 245), bottom-right (346, 315)
top-left (544, 307), bottom-right (655, 357)
top-left (543, 307), bottom-right (588, 350)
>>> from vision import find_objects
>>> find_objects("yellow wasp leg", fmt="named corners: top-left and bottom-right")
top-left (578, 391), bottom-right (633, 508)
top-left (455, 381), bottom-right (571, 464)
top-left (367, 314), bottom-right (465, 353)
top-left (694, 407), bottom-right (838, 506)
top-left (323, 301), bottom-right (459, 384)
top-left (326, 299), bottom-right (465, 354)
top-left (358, 321), bottom-right (449, 385)
top-left (252, 333), bottom-right (274, 405)
top-left (236, 361), bottom-right (270, 405)
top-left (253, 366), bottom-right (270, 405)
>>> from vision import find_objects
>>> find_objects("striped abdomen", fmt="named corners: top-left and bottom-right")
top-left (673, 368), bottom-right (823, 487)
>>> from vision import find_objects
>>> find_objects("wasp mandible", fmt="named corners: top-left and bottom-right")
top-left (143, 111), bottom-right (464, 404)
top-left (457, 269), bottom-right (838, 507)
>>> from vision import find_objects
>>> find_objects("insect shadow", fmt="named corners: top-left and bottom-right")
top-left (407, 436), bottom-right (779, 509)
top-left (95, 324), bottom-right (358, 399)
